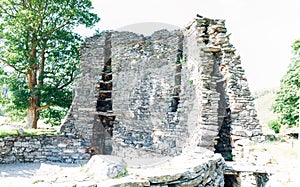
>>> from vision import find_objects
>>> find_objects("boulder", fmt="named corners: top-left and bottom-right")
top-left (84, 155), bottom-right (127, 181)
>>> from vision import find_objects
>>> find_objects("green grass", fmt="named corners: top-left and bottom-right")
top-left (116, 166), bottom-right (128, 178)
top-left (0, 130), bottom-right (18, 136)
top-left (0, 129), bottom-right (57, 136)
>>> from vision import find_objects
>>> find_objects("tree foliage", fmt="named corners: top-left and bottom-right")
top-left (0, 0), bottom-right (99, 128)
top-left (272, 39), bottom-right (300, 129)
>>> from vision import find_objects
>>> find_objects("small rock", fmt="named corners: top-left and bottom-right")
top-left (17, 128), bottom-right (24, 135)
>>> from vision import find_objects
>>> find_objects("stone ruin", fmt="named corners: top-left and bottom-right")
top-left (59, 15), bottom-right (268, 186)
top-left (61, 15), bottom-right (262, 160)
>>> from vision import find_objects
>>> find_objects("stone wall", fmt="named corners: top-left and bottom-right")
top-left (61, 34), bottom-right (108, 143)
top-left (182, 16), bottom-right (262, 160)
top-left (0, 135), bottom-right (89, 164)
top-left (111, 30), bottom-right (188, 157)
top-left (61, 15), bottom-right (262, 160)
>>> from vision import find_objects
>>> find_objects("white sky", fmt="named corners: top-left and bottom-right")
top-left (80, 0), bottom-right (300, 91)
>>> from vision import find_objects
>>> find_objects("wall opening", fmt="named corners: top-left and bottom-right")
top-left (91, 115), bottom-right (113, 155)
top-left (96, 57), bottom-right (115, 135)
top-left (169, 35), bottom-right (183, 113)
top-left (92, 32), bottom-right (114, 155)
top-left (215, 108), bottom-right (233, 161)
top-left (212, 51), bottom-right (233, 161)
top-left (97, 58), bottom-right (112, 100)
top-left (170, 64), bottom-right (181, 113)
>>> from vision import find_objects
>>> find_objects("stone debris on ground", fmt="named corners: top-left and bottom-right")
top-left (0, 149), bottom-right (225, 187)
top-left (0, 139), bottom-right (298, 186)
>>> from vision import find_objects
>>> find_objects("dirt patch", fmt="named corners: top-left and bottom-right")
top-left (249, 138), bottom-right (298, 186)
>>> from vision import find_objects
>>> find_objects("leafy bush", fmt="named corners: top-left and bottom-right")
top-left (39, 106), bottom-right (68, 126)
top-left (272, 39), bottom-right (300, 128)
top-left (268, 120), bottom-right (281, 133)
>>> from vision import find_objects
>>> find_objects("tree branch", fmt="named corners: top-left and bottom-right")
top-left (37, 104), bottom-right (50, 112)
top-left (0, 57), bottom-right (26, 74)
top-left (58, 72), bottom-right (74, 90)
top-left (41, 21), bottom-right (71, 40)
top-left (0, 4), bottom-right (17, 18)
top-left (38, 41), bottom-right (47, 86)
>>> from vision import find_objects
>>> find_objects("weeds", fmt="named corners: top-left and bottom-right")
top-left (116, 166), bottom-right (128, 179)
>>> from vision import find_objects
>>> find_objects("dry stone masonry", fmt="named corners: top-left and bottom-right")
top-left (61, 15), bottom-right (262, 160)
top-left (0, 135), bottom-right (89, 163)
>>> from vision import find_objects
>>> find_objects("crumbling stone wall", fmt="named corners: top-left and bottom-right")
top-left (0, 135), bottom-right (89, 163)
top-left (182, 17), bottom-right (262, 160)
top-left (61, 15), bottom-right (262, 160)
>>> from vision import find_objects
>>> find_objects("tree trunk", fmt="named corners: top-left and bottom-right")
top-left (26, 95), bottom-right (39, 129)
top-left (27, 37), bottom-right (39, 129)
top-left (26, 68), bottom-right (39, 129)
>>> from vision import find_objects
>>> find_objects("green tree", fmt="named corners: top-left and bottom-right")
top-left (272, 39), bottom-right (300, 129)
top-left (0, 0), bottom-right (99, 128)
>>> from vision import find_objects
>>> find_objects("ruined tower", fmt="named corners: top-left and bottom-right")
top-left (61, 15), bottom-right (262, 161)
